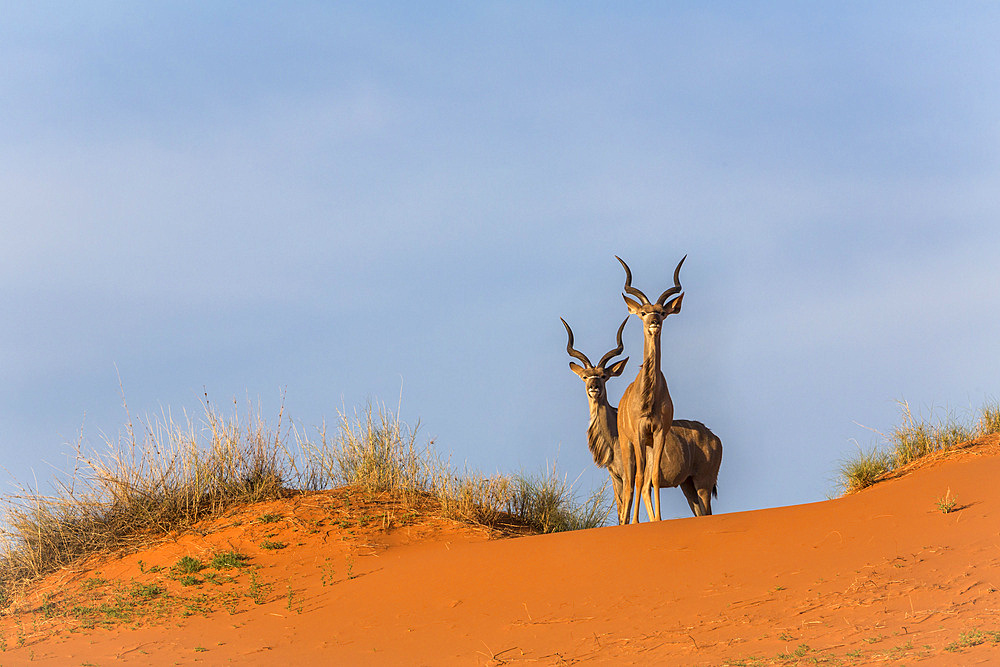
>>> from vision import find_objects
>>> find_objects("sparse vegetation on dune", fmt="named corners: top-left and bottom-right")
top-left (0, 396), bottom-right (288, 599)
top-left (295, 401), bottom-right (611, 533)
top-left (839, 400), bottom-right (1000, 494)
top-left (0, 397), bottom-right (609, 605)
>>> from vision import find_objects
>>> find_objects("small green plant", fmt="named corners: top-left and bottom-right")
top-left (258, 513), bottom-right (282, 523)
top-left (40, 596), bottom-right (59, 618)
top-left (178, 574), bottom-right (201, 587)
top-left (210, 550), bottom-right (250, 570)
top-left (775, 644), bottom-right (810, 660)
top-left (220, 591), bottom-right (241, 615)
top-left (777, 631), bottom-right (794, 641)
top-left (245, 571), bottom-right (271, 605)
top-left (723, 658), bottom-right (766, 667)
top-left (936, 489), bottom-right (959, 514)
top-left (129, 582), bottom-right (163, 600)
top-left (202, 571), bottom-right (231, 586)
top-left (81, 577), bottom-right (107, 591)
top-left (346, 555), bottom-right (356, 580)
top-left (286, 584), bottom-right (300, 611)
top-left (944, 628), bottom-right (1000, 651)
top-left (259, 540), bottom-right (287, 551)
top-left (320, 560), bottom-right (336, 586)
top-left (173, 556), bottom-right (205, 574)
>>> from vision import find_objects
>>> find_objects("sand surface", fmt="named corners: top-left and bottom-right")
top-left (2, 438), bottom-right (999, 665)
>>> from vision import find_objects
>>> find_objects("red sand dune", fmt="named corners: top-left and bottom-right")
top-left (2, 437), bottom-right (999, 665)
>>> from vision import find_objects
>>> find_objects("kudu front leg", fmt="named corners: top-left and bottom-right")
top-left (609, 470), bottom-right (625, 526)
top-left (640, 453), bottom-right (656, 522)
top-left (620, 475), bottom-right (634, 525)
top-left (631, 441), bottom-right (646, 524)
top-left (618, 442), bottom-right (636, 525)
top-left (649, 439), bottom-right (664, 521)
top-left (641, 479), bottom-right (655, 523)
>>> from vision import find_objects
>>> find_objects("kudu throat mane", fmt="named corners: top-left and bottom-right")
top-left (587, 402), bottom-right (617, 468)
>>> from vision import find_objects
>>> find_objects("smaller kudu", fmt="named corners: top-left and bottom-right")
top-left (561, 316), bottom-right (650, 523)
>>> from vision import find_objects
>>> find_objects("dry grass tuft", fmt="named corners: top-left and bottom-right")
top-left (839, 400), bottom-right (1000, 494)
top-left (0, 396), bottom-right (289, 602)
top-left (838, 446), bottom-right (892, 495)
top-left (292, 402), bottom-right (611, 533)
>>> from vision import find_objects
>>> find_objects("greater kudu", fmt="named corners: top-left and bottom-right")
top-left (615, 255), bottom-right (686, 523)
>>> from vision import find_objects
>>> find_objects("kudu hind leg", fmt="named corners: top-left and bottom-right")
top-left (680, 478), bottom-right (702, 517)
top-left (610, 470), bottom-right (625, 526)
top-left (697, 486), bottom-right (713, 516)
top-left (619, 476), bottom-right (634, 525)
top-left (618, 443), bottom-right (637, 524)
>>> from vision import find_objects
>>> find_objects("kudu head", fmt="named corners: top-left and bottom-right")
top-left (616, 255), bottom-right (686, 338)
top-left (561, 317), bottom-right (629, 404)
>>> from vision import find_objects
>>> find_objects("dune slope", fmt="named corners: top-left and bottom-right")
top-left (2, 440), bottom-right (999, 665)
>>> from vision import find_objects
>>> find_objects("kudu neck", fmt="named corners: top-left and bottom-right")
top-left (640, 328), bottom-right (662, 384)
top-left (587, 395), bottom-right (616, 432)
top-left (586, 396), bottom-right (617, 468)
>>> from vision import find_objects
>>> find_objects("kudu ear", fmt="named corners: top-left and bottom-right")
top-left (622, 294), bottom-right (643, 314)
top-left (569, 362), bottom-right (588, 378)
top-left (607, 357), bottom-right (628, 377)
top-left (663, 292), bottom-right (684, 315)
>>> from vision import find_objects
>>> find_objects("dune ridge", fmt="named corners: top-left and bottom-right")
top-left (2, 437), bottom-right (999, 665)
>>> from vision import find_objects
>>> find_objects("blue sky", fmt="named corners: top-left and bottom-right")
top-left (3, 3), bottom-right (999, 519)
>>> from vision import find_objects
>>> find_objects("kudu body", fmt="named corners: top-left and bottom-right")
top-left (648, 420), bottom-right (722, 517)
top-left (617, 420), bottom-right (722, 519)
top-left (616, 255), bottom-right (686, 523)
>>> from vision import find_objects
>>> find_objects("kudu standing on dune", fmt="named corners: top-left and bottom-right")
top-left (615, 255), bottom-right (686, 524)
top-left (561, 317), bottom-right (653, 524)
top-left (562, 317), bottom-right (722, 520)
